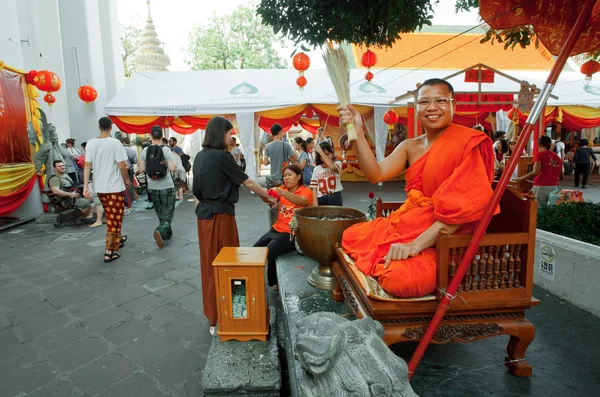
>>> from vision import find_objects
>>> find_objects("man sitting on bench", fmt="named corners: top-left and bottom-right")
top-left (45, 160), bottom-right (95, 224)
top-left (337, 79), bottom-right (498, 298)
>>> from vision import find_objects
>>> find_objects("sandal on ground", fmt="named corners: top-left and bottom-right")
top-left (209, 326), bottom-right (216, 336)
top-left (119, 235), bottom-right (128, 248)
top-left (103, 251), bottom-right (121, 263)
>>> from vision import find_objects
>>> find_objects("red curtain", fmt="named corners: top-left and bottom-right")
top-left (452, 112), bottom-right (492, 131)
top-left (0, 175), bottom-right (36, 216)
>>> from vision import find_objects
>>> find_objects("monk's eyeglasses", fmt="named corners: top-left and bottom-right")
top-left (416, 97), bottom-right (454, 107)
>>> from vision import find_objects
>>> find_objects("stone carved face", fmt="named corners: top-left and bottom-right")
top-left (295, 312), bottom-right (418, 397)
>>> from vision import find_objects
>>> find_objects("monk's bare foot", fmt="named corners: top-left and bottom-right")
top-left (89, 222), bottom-right (103, 228)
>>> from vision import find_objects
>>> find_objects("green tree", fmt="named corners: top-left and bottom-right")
top-left (121, 24), bottom-right (143, 79)
top-left (185, 3), bottom-right (287, 70)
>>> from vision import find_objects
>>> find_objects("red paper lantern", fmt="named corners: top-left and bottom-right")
top-left (44, 93), bottom-right (56, 106)
top-left (580, 59), bottom-right (600, 79)
top-left (36, 70), bottom-right (61, 93)
top-left (293, 52), bottom-right (311, 74)
top-left (361, 50), bottom-right (377, 82)
top-left (296, 76), bottom-right (307, 88)
top-left (361, 50), bottom-right (377, 68)
top-left (305, 107), bottom-right (314, 118)
top-left (78, 85), bottom-right (98, 104)
top-left (383, 109), bottom-right (399, 126)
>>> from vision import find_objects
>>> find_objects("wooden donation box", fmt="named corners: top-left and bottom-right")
top-left (212, 247), bottom-right (269, 342)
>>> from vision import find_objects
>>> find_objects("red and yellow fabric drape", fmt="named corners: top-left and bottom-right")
top-left (311, 104), bottom-right (373, 126)
top-left (109, 115), bottom-right (224, 135)
top-left (0, 164), bottom-right (37, 215)
top-left (506, 106), bottom-right (600, 130)
top-left (258, 105), bottom-right (306, 133)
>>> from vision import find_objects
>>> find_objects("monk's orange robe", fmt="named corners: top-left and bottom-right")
top-left (342, 124), bottom-right (497, 298)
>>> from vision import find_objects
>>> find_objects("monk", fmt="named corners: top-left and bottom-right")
top-left (338, 78), bottom-right (496, 298)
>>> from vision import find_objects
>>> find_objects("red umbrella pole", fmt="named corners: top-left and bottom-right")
top-left (407, 0), bottom-right (597, 379)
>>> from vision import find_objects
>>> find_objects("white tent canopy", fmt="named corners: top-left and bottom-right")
top-left (105, 69), bottom-right (600, 116)
top-left (106, 69), bottom-right (599, 180)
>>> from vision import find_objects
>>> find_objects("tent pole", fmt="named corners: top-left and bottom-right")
top-left (407, 0), bottom-right (597, 380)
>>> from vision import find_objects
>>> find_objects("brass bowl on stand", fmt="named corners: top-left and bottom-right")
top-left (294, 206), bottom-right (367, 290)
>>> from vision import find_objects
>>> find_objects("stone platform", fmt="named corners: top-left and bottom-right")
top-left (202, 308), bottom-right (281, 396)
top-left (275, 252), bottom-right (353, 397)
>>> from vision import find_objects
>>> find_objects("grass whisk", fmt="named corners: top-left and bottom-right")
top-left (322, 42), bottom-right (357, 142)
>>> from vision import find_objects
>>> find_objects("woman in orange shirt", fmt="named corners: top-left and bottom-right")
top-left (254, 164), bottom-right (313, 289)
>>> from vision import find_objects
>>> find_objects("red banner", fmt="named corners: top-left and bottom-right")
top-left (464, 69), bottom-right (495, 83)
top-left (0, 69), bottom-right (32, 164)
top-left (455, 93), bottom-right (514, 112)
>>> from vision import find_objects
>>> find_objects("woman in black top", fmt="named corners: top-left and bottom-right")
top-left (573, 139), bottom-right (597, 188)
top-left (193, 116), bottom-right (276, 336)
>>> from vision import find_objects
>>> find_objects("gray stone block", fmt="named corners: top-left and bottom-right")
top-left (8, 300), bottom-right (57, 326)
top-left (0, 328), bottom-right (18, 351)
top-left (82, 307), bottom-right (131, 332)
top-left (177, 291), bottom-right (203, 313)
top-left (0, 349), bottom-right (40, 374)
top-left (144, 304), bottom-right (187, 329)
top-left (145, 344), bottom-right (205, 387)
top-left (36, 322), bottom-right (90, 353)
top-left (202, 308), bottom-right (280, 397)
top-left (102, 318), bottom-right (151, 346)
top-left (45, 287), bottom-right (95, 309)
top-left (68, 297), bottom-right (115, 318)
top-left (106, 285), bottom-right (149, 305)
top-left (164, 314), bottom-right (210, 346)
top-left (141, 277), bottom-right (174, 292)
top-left (155, 283), bottom-right (195, 301)
top-left (19, 311), bottom-right (71, 339)
top-left (48, 337), bottom-right (109, 371)
top-left (119, 330), bottom-right (179, 364)
top-left (97, 373), bottom-right (164, 397)
top-left (30, 274), bottom-right (66, 287)
top-left (3, 292), bottom-right (45, 310)
top-left (70, 353), bottom-right (135, 396)
top-left (121, 294), bottom-right (165, 315)
top-left (163, 267), bottom-right (198, 282)
top-left (0, 363), bottom-right (56, 396)
top-left (28, 380), bottom-right (78, 397)
top-left (0, 342), bottom-right (34, 365)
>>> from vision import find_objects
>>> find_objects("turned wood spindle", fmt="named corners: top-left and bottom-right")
top-left (507, 245), bottom-right (515, 288)
top-left (500, 245), bottom-right (507, 289)
top-left (457, 247), bottom-right (465, 292)
top-left (485, 246), bottom-right (494, 290)
top-left (514, 244), bottom-right (522, 288)
top-left (492, 246), bottom-right (500, 289)
top-left (478, 246), bottom-right (487, 290)
top-left (469, 251), bottom-right (478, 291)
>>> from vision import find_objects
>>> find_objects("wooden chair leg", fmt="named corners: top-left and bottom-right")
top-left (505, 318), bottom-right (535, 377)
top-left (331, 263), bottom-right (345, 302)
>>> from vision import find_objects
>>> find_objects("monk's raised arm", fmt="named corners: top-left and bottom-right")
top-left (339, 105), bottom-right (408, 183)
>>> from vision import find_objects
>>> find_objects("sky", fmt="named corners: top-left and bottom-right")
top-left (117, 0), bottom-right (482, 71)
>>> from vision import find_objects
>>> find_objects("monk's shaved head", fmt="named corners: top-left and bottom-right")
top-left (417, 78), bottom-right (455, 98)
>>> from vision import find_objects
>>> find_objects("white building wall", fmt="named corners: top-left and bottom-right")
top-left (98, 0), bottom-right (125, 102)
top-left (58, 0), bottom-right (110, 143)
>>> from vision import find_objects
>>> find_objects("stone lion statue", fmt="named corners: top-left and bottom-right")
top-left (295, 312), bottom-right (418, 397)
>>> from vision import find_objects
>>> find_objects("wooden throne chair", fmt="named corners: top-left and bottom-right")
top-left (331, 186), bottom-right (539, 376)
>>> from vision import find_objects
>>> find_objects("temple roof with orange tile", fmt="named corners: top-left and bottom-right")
top-left (351, 25), bottom-right (562, 71)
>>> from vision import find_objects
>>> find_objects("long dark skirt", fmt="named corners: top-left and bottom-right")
top-left (197, 214), bottom-right (240, 326)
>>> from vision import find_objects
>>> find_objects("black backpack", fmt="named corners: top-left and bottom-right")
top-left (146, 145), bottom-right (167, 180)
top-left (180, 153), bottom-right (192, 173)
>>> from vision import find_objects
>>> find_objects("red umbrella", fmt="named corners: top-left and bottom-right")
top-left (407, 0), bottom-right (600, 378)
